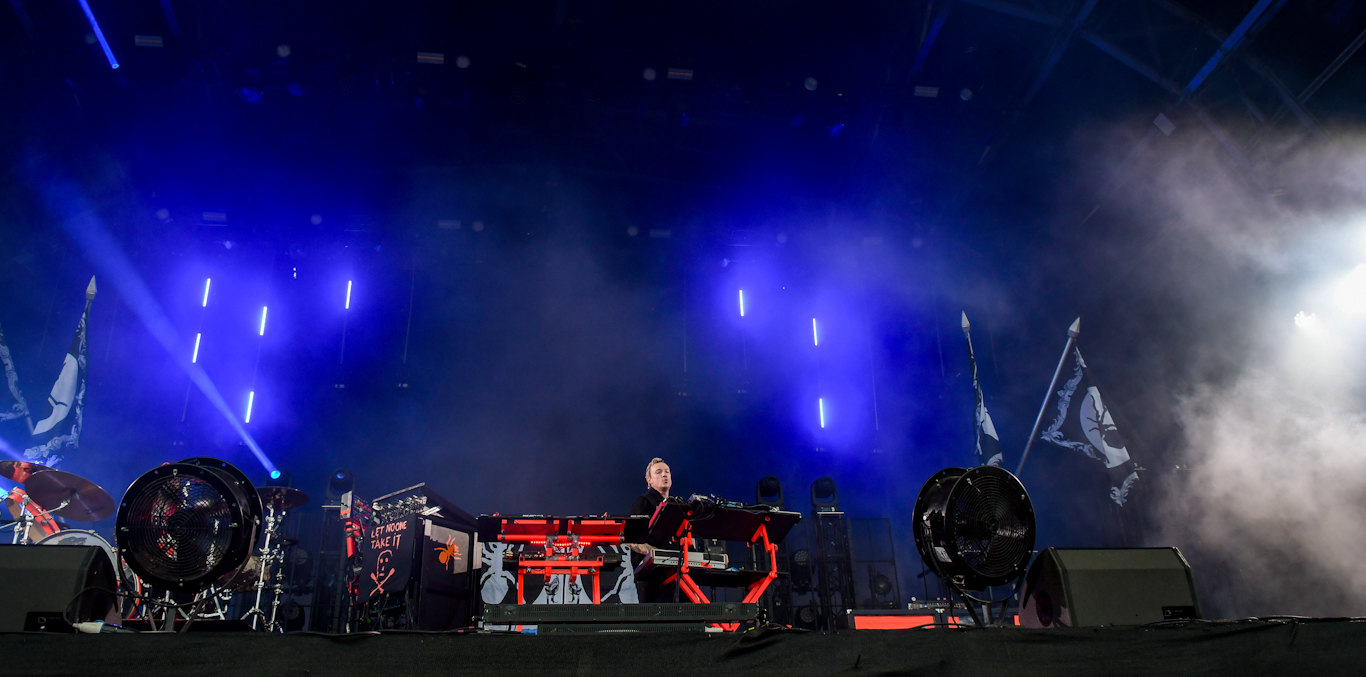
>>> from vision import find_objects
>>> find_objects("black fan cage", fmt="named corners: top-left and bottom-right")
top-left (116, 462), bottom-right (258, 593)
top-left (913, 466), bottom-right (1035, 590)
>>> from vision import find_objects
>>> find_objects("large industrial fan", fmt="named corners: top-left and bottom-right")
top-left (116, 458), bottom-right (262, 595)
top-left (912, 465), bottom-right (1035, 624)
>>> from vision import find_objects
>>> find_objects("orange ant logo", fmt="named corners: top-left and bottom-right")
top-left (435, 535), bottom-right (462, 572)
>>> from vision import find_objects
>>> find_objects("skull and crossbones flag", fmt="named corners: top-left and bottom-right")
top-left (1037, 346), bottom-right (1140, 506)
top-left (24, 277), bottom-right (96, 465)
top-left (962, 313), bottom-right (1003, 467)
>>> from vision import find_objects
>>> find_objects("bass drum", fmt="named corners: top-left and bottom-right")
top-left (36, 529), bottom-right (134, 583)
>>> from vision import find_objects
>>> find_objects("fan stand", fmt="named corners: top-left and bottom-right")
top-left (947, 571), bottom-right (1028, 627)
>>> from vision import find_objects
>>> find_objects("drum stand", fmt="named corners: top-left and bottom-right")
top-left (3, 496), bottom-right (68, 545)
top-left (243, 503), bottom-right (290, 632)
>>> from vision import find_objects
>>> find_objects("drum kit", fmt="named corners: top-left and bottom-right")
top-left (0, 459), bottom-right (311, 632)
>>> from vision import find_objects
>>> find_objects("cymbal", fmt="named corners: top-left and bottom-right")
top-left (23, 470), bottom-right (115, 522)
top-left (0, 460), bottom-right (48, 483)
top-left (258, 486), bottom-right (309, 511)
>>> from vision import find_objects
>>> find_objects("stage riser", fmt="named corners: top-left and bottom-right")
top-left (0, 622), bottom-right (1359, 676)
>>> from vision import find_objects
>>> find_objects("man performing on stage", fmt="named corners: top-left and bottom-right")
top-left (629, 457), bottom-right (673, 602)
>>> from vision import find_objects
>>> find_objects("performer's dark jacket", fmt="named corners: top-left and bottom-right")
top-left (630, 487), bottom-right (683, 594)
top-left (629, 488), bottom-right (666, 572)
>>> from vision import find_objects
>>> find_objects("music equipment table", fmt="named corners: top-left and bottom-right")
top-left (635, 499), bottom-right (801, 629)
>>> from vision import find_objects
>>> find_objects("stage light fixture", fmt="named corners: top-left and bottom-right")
top-left (810, 476), bottom-right (840, 515)
top-left (739, 290), bottom-right (746, 317)
top-left (245, 391), bottom-right (255, 423)
top-left (819, 398), bottom-right (826, 428)
top-left (345, 281), bottom-right (352, 309)
top-left (270, 470), bottom-right (281, 479)
top-left (259, 306), bottom-right (268, 335)
top-left (191, 333), bottom-right (201, 363)
top-left (327, 468), bottom-right (355, 499)
top-left (813, 318), bottom-right (819, 346)
top-left (756, 476), bottom-right (784, 508)
top-left (202, 278), bottom-right (211, 307)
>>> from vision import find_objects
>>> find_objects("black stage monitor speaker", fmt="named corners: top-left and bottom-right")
top-left (0, 544), bottom-right (117, 632)
top-left (1021, 547), bottom-right (1201, 628)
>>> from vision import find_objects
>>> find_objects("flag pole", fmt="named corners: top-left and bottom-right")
top-left (962, 312), bottom-right (981, 463)
top-left (1015, 317), bottom-right (1080, 476)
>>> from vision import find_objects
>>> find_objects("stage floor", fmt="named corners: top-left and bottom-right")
top-left (2, 620), bottom-right (1359, 676)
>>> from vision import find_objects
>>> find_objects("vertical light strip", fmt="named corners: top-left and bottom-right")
top-left (739, 290), bottom-right (745, 317)
top-left (202, 278), bottom-right (211, 307)
top-left (191, 333), bottom-right (201, 363)
top-left (812, 318), bottom-right (819, 346)
top-left (259, 306), bottom-right (268, 336)
top-left (75, 0), bottom-right (119, 69)
top-left (346, 280), bottom-right (353, 309)
top-left (245, 391), bottom-right (255, 423)
top-left (819, 398), bottom-right (826, 428)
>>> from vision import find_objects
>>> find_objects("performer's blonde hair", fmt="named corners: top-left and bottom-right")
top-left (645, 457), bottom-right (666, 485)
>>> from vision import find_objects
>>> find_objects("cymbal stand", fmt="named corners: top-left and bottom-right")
top-left (244, 503), bottom-right (286, 631)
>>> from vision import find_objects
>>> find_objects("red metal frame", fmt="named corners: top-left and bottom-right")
top-left (662, 513), bottom-right (780, 631)
top-left (493, 517), bottom-right (628, 605)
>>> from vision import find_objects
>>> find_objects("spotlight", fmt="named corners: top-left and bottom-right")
top-left (756, 476), bottom-right (784, 508)
top-left (810, 476), bottom-right (840, 516)
top-left (327, 468), bottom-right (354, 500)
top-left (1294, 311), bottom-right (1320, 330)
top-left (804, 77), bottom-right (817, 91)
top-left (266, 469), bottom-right (292, 487)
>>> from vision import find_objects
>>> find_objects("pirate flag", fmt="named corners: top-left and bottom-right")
top-left (25, 277), bottom-right (96, 465)
top-left (1037, 346), bottom-right (1140, 506)
top-left (962, 313), bottom-right (1003, 467)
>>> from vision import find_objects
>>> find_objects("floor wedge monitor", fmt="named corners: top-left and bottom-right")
top-left (0, 544), bottom-right (118, 632)
top-left (1020, 547), bottom-right (1200, 628)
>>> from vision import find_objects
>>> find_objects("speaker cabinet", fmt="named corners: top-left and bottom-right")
top-left (0, 544), bottom-right (117, 631)
top-left (1021, 547), bottom-right (1200, 628)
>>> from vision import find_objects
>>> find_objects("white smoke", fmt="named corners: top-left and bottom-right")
top-left (1106, 127), bottom-right (1366, 617)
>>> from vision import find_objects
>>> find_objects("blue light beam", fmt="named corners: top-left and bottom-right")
top-left (34, 165), bottom-right (277, 475)
top-left (245, 391), bottom-right (255, 423)
top-left (259, 306), bottom-right (268, 336)
top-left (739, 290), bottom-right (746, 317)
top-left (75, 0), bottom-right (119, 69)
top-left (812, 318), bottom-right (818, 346)
top-left (345, 280), bottom-right (352, 309)
top-left (191, 333), bottom-right (201, 363)
top-left (819, 398), bottom-right (826, 428)
top-left (202, 278), bottom-right (211, 307)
